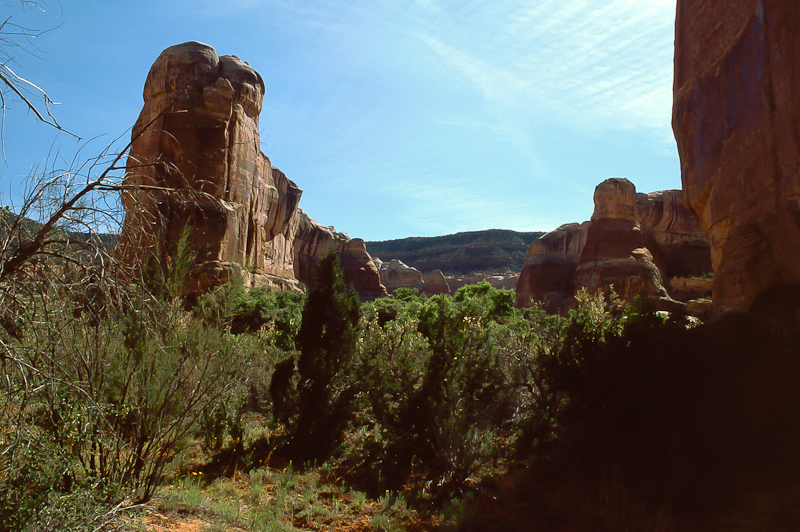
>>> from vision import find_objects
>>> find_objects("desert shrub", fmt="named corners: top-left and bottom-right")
top-left (0, 429), bottom-right (72, 531)
top-left (515, 292), bottom-right (709, 508)
top-left (0, 231), bottom-right (248, 530)
top-left (228, 288), bottom-right (304, 347)
top-left (363, 287), bottom-right (424, 326)
top-left (194, 273), bottom-right (304, 350)
top-left (195, 328), bottom-right (290, 456)
top-left (270, 250), bottom-right (361, 464)
top-left (338, 284), bottom-right (526, 500)
top-left (392, 286), bottom-right (422, 302)
top-left (452, 280), bottom-right (516, 322)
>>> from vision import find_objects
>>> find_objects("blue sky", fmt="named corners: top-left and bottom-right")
top-left (2, 0), bottom-right (678, 241)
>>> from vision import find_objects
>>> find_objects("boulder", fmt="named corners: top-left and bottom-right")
top-left (422, 270), bottom-right (451, 296)
top-left (673, 0), bottom-right (800, 314)
top-left (118, 42), bottom-right (385, 298)
top-left (374, 258), bottom-right (460, 296)
top-left (378, 258), bottom-right (425, 293)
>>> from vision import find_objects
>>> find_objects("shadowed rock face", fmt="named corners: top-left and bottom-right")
top-left (673, 1), bottom-right (800, 315)
top-left (517, 178), bottom-right (712, 314)
top-left (514, 223), bottom-right (589, 312)
top-left (119, 42), bottom-right (385, 298)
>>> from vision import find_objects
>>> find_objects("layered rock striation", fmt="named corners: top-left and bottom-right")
top-left (673, 0), bottom-right (800, 314)
top-left (118, 42), bottom-right (385, 298)
top-left (514, 222), bottom-right (589, 312)
top-left (516, 178), bottom-right (712, 313)
top-left (366, 230), bottom-right (543, 276)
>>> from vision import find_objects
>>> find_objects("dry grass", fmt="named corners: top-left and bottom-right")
top-left (135, 467), bottom-right (438, 532)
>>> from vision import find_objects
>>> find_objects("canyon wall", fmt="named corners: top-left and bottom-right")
top-left (516, 178), bottom-right (712, 314)
top-left (673, 0), bottom-right (800, 314)
top-left (118, 42), bottom-right (385, 298)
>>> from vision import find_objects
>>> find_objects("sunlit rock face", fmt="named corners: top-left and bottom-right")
top-left (376, 259), bottom-right (425, 293)
top-left (673, 0), bottom-right (800, 315)
top-left (119, 42), bottom-right (385, 298)
top-left (517, 178), bottom-right (712, 314)
top-left (293, 217), bottom-right (386, 300)
top-left (575, 178), bottom-right (670, 303)
top-left (374, 258), bottom-right (483, 296)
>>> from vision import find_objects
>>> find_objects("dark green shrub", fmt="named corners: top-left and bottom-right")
top-left (229, 289), bottom-right (303, 346)
top-left (391, 286), bottom-right (422, 302)
top-left (195, 275), bottom-right (304, 350)
top-left (345, 288), bottom-right (521, 500)
top-left (271, 250), bottom-right (361, 464)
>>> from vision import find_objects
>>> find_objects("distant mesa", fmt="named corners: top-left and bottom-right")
top-left (367, 230), bottom-right (542, 276)
top-left (367, 229), bottom-right (542, 293)
top-left (117, 42), bottom-right (386, 299)
top-left (516, 178), bottom-right (713, 316)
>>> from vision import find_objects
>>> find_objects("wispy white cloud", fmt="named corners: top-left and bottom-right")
top-left (193, 0), bottom-right (350, 29)
top-left (409, 0), bottom-right (677, 145)
top-left (416, 34), bottom-right (531, 105)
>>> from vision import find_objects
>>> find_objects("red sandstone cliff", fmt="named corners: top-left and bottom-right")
top-left (118, 42), bottom-right (385, 298)
top-left (516, 179), bottom-right (712, 313)
top-left (673, 0), bottom-right (800, 314)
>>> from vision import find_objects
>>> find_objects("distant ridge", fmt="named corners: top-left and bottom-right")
top-left (366, 229), bottom-right (544, 276)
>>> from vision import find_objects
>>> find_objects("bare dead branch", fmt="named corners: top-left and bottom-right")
top-left (0, 110), bottom-right (177, 283)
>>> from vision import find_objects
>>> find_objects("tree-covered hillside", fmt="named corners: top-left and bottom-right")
top-left (366, 229), bottom-right (544, 275)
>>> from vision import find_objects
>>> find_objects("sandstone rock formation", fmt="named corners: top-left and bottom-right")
top-left (574, 179), bottom-right (670, 303)
top-left (422, 270), bottom-right (451, 296)
top-left (373, 258), bottom-right (453, 296)
top-left (673, 0), bottom-right (800, 314)
top-left (118, 42), bottom-right (385, 298)
top-left (517, 178), bottom-right (712, 313)
top-left (514, 223), bottom-right (589, 312)
top-left (376, 259), bottom-right (425, 293)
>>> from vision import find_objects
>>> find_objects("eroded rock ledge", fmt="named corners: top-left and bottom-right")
top-left (516, 178), bottom-right (712, 315)
top-left (118, 42), bottom-right (385, 299)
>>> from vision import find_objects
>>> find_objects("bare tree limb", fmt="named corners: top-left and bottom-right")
top-left (0, 109), bottom-right (176, 282)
